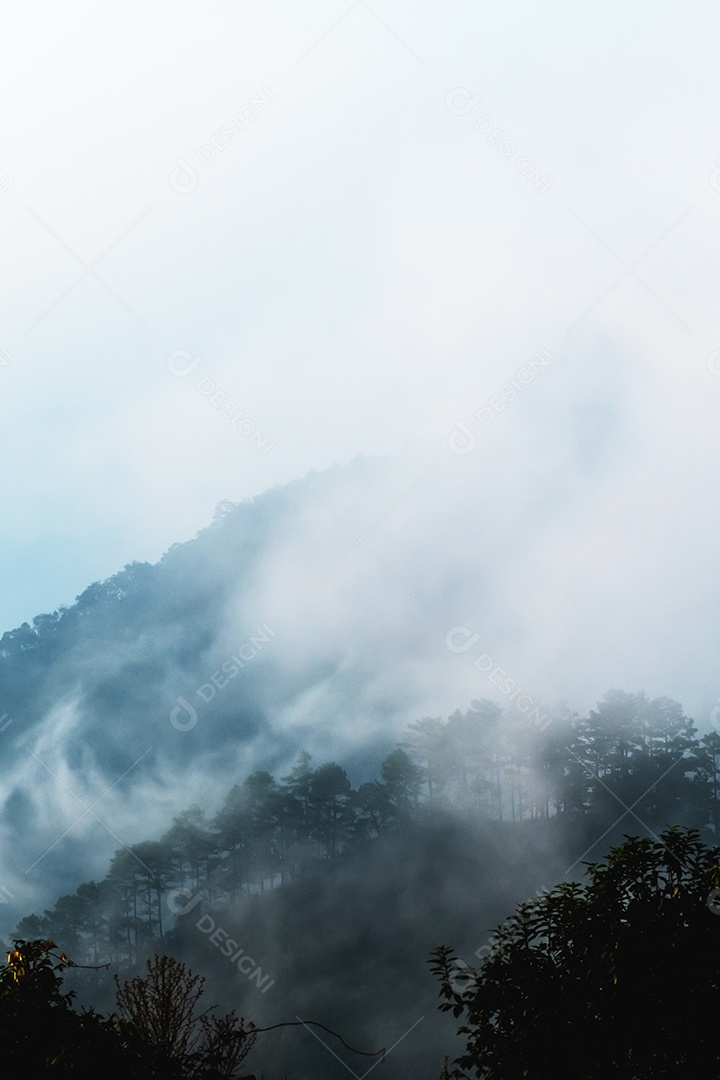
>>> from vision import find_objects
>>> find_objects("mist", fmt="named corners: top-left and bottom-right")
top-left (2, 4), bottom-right (720, 1075)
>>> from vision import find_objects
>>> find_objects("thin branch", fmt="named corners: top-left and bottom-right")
top-left (251, 1019), bottom-right (386, 1060)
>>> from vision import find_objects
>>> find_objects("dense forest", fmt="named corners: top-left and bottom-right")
top-left (10, 688), bottom-right (718, 966)
top-left (2, 485), bottom-right (718, 1076)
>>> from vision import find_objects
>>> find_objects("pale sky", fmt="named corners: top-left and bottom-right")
top-left (2, 1), bottom-right (720, 720)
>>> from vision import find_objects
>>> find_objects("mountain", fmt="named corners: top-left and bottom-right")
top-left (0, 456), bottom-right (449, 925)
top-left (2, 444), bottom-right (717, 954)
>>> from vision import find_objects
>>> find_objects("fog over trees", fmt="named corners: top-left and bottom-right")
top-left (5, 689), bottom-right (720, 1077)
top-left (2, 470), bottom-right (719, 1077)
top-left (4, 1), bottom-right (719, 1073)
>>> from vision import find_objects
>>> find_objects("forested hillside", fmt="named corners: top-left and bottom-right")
top-left (7, 691), bottom-right (717, 1079)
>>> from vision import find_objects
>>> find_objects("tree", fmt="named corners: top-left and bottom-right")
top-left (213, 772), bottom-right (283, 898)
top-left (431, 827), bottom-right (720, 1077)
top-left (115, 954), bottom-right (256, 1078)
top-left (104, 847), bottom-right (147, 962)
top-left (213, 784), bottom-right (252, 901)
top-left (0, 940), bottom-right (257, 1077)
top-left (0, 938), bottom-right (127, 1074)
top-left (132, 840), bottom-right (175, 940)
top-left (404, 715), bottom-right (452, 802)
top-left (689, 731), bottom-right (720, 833)
top-left (237, 771), bottom-right (281, 890)
top-left (444, 702), bottom-right (503, 815)
top-left (280, 749), bottom-right (316, 871)
top-left (379, 748), bottom-right (422, 820)
top-left (163, 806), bottom-right (216, 892)
top-left (309, 763), bottom-right (353, 858)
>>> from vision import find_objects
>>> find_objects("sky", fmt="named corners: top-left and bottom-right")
top-left (2, 1), bottom-right (720, 725)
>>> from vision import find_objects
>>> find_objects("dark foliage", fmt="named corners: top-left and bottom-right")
top-left (0, 940), bottom-right (256, 1078)
top-left (432, 827), bottom-right (720, 1078)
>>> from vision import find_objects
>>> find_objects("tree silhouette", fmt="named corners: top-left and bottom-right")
top-left (0, 940), bottom-right (257, 1077)
top-left (0, 939), bottom-right (125, 1074)
top-left (309, 762), bottom-right (353, 858)
top-left (432, 827), bottom-right (720, 1077)
top-left (115, 954), bottom-right (256, 1078)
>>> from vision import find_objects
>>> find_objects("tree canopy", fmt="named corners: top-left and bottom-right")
top-left (17, 689), bottom-right (720, 971)
top-left (0, 940), bottom-right (256, 1078)
top-left (432, 827), bottom-right (720, 1078)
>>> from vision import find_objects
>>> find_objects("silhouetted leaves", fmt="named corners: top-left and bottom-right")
top-left (432, 827), bottom-right (720, 1077)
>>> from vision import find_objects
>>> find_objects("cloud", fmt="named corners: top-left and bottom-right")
top-left (2, 1), bottom-right (720, 940)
